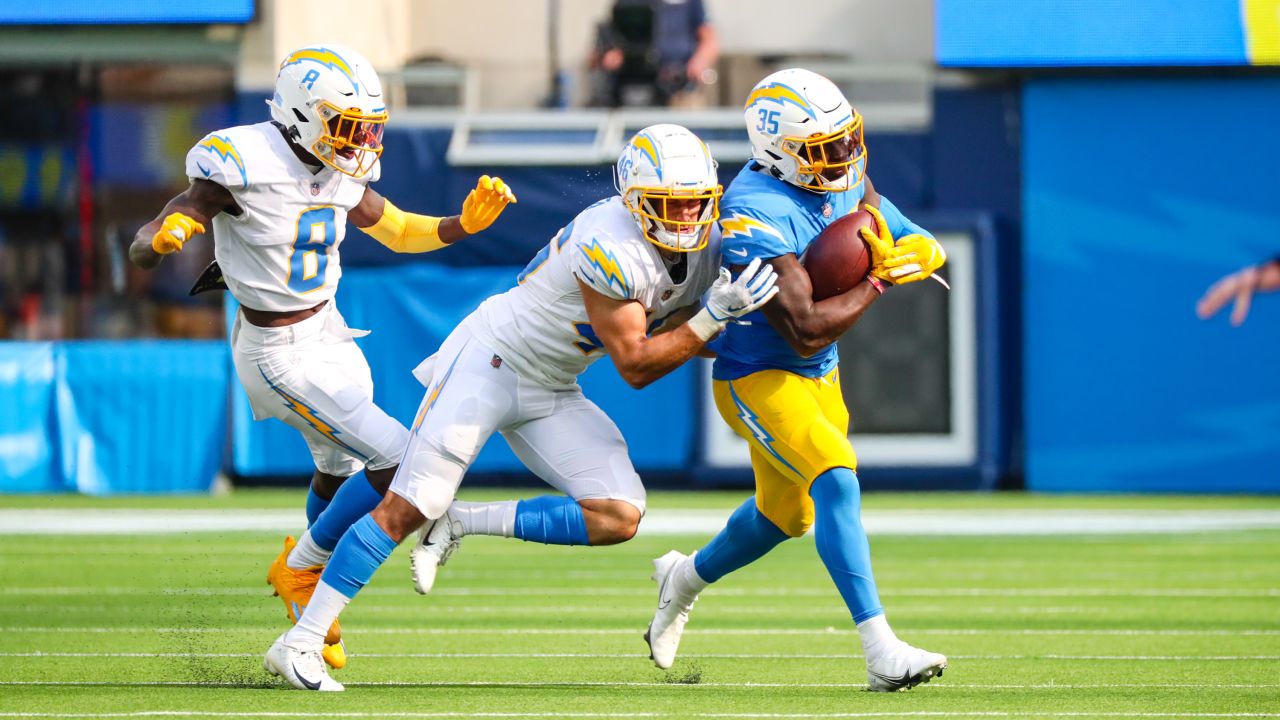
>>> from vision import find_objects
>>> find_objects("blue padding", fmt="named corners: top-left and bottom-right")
top-left (0, 343), bottom-right (60, 492)
top-left (321, 514), bottom-right (398, 599)
top-left (56, 341), bottom-right (229, 494)
top-left (310, 473), bottom-right (383, 551)
top-left (305, 486), bottom-right (330, 528)
top-left (1023, 77), bottom-right (1280, 493)
top-left (230, 263), bottom-right (698, 478)
top-left (938, 0), bottom-right (1247, 67)
top-left (514, 495), bottom-right (590, 546)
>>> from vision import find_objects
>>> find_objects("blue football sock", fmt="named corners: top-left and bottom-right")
top-left (319, 514), bottom-right (398, 599)
top-left (693, 496), bottom-right (789, 583)
top-left (513, 495), bottom-right (590, 546)
top-left (310, 472), bottom-right (384, 552)
top-left (810, 468), bottom-right (883, 623)
top-left (304, 485), bottom-right (331, 528)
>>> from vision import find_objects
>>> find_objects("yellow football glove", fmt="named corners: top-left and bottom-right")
top-left (884, 233), bottom-right (947, 284)
top-left (151, 212), bottom-right (205, 255)
top-left (857, 204), bottom-right (901, 283)
top-left (459, 175), bottom-right (517, 234)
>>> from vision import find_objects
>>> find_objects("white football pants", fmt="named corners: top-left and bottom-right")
top-left (231, 301), bottom-right (409, 477)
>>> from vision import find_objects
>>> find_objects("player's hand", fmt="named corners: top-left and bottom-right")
top-left (706, 258), bottom-right (780, 322)
top-left (151, 212), bottom-right (205, 255)
top-left (1197, 262), bottom-right (1280, 326)
top-left (857, 205), bottom-right (900, 283)
top-left (882, 233), bottom-right (946, 284)
top-left (459, 175), bottom-right (517, 234)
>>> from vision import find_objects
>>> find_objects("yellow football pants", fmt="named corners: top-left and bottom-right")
top-left (713, 368), bottom-right (857, 537)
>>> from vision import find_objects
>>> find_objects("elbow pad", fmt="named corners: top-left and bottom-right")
top-left (363, 199), bottom-right (446, 253)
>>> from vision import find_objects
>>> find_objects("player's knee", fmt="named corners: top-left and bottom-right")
top-left (764, 503), bottom-right (813, 538)
top-left (782, 515), bottom-right (813, 538)
top-left (581, 498), bottom-right (642, 545)
top-left (369, 492), bottom-right (426, 543)
top-left (364, 465), bottom-right (396, 495)
top-left (810, 467), bottom-right (861, 506)
top-left (310, 471), bottom-right (348, 500)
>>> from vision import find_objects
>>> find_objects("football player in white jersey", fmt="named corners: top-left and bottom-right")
top-left (128, 44), bottom-right (516, 671)
top-left (263, 124), bottom-right (781, 691)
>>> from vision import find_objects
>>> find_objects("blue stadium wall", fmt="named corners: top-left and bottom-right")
top-left (1022, 76), bottom-right (1280, 493)
top-left (14, 77), bottom-right (1280, 494)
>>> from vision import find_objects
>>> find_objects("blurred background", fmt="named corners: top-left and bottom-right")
top-left (0, 0), bottom-right (1277, 497)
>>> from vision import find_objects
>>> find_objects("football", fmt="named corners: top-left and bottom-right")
top-left (802, 209), bottom-right (874, 300)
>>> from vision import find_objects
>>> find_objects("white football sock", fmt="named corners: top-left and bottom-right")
top-left (286, 530), bottom-right (331, 570)
top-left (679, 551), bottom-right (710, 596)
top-left (284, 580), bottom-right (349, 649)
top-left (449, 500), bottom-right (517, 537)
top-left (856, 613), bottom-right (900, 658)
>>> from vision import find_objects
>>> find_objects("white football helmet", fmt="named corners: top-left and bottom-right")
top-left (743, 68), bottom-right (866, 193)
top-left (613, 124), bottom-right (722, 252)
top-left (268, 45), bottom-right (387, 178)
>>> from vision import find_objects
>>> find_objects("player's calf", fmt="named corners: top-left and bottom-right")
top-left (580, 498), bottom-right (642, 545)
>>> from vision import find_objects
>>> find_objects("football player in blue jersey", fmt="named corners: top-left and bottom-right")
top-left (644, 68), bottom-right (949, 692)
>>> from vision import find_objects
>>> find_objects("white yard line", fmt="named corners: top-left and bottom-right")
top-left (0, 709), bottom-right (1278, 718)
top-left (3, 508), bottom-right (1280, 536)
top-left (2, 586), bottom-right (1276, 598)
top-left (3, 626), bottom-right (1278, 637)
top-left (1, 651), bottom-right (1278, 661)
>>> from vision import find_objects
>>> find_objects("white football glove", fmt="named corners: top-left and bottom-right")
top-left (688, 258), bottom-right (780, 341)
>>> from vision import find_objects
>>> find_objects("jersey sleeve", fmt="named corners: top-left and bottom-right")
top-left (877, 194), bottom-right (934, 240)
top-left (569, 232), bottom-right (641, 302)
top-left (186, 132), bottom-right (249, 190)
top-left (718, 205), bottom-right (799, 265)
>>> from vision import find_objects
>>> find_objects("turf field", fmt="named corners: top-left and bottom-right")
top-left (1, 489), bottom-right (1278, 719)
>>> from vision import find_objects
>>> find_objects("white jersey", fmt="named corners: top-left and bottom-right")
top-left (464, 197), bottom-right (722, 389)
top-left (184, 122), bottom-right (379, 312)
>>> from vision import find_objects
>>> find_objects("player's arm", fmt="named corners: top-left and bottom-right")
top-left (353, 175), bottom-right (516, 253)
top-left (759, 253), bottom-right (883, 358)
top-left (580, 258), bottom-right (778, 389)
top-left (580, 282), bottom-right (707, 390)
top-left (129, 178), bottom-right (239, 270)
top-left (650, 303), bottom-right (716, 358)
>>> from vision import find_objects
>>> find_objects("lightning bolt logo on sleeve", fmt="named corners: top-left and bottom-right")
top-left (258, 366), bottom-right (367, 460)
top-left (729, 382), bottom-right (802, 478)
top-left (198, 135), bottom-right (248, 186)
top-left (721, 214), bottom-right (785, 242)
top-left (579, 239), bottom-right (631, 297)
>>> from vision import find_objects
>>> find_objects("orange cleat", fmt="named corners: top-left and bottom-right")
top-left (266, 536), bottom-right (344, 664)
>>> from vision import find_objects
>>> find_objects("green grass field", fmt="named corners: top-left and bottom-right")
top-left (1, 489), bottom-right (1278, 719)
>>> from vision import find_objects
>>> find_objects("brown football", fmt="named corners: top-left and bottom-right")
top-left (802, 209), bottom-right (874, 300)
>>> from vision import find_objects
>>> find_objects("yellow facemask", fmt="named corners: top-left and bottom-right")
top-left (313, 101), bottom-right (388, 178)
top-left (781, 113), bottom-right (867, 193)
top-left (622, 185), bottom-right (724, 252)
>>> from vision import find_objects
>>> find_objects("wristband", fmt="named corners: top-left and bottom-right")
top-left (687, 307), bottom-right (728, 342)
top-left (866, 275), bottom-right (888, 295)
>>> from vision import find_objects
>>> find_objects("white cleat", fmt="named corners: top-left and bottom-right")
top-left (263, 632), bottom-right (344, 692)
top-left (410, 511), bottom-right (462, 595)
top-left (644, 550), bottom-right (699, 670)
top-left (865, 641), bottom-right (948, 692)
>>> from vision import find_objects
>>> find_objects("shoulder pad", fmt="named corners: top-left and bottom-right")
top-left (187, 132), bottom-right (250, 189)
top-left (570, 233), bottom-right (639, 301)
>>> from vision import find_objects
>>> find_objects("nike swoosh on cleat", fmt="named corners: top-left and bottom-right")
top-left (868, 668), bottom-right (915, 690)
top-left (657, 571), bottom-right (674, 610)
top-left (292, 662), bottom-right (322, 691)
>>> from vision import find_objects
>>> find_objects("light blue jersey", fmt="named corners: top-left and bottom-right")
top-left (712, 162), bottom-right (931, 381)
